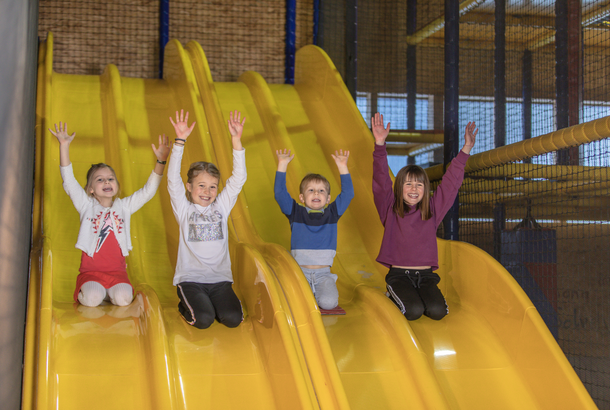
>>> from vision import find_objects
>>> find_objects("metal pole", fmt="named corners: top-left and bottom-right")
top-left (345, 0), bottom-right (357, 101)
top-left (313, 0), bottom-right (320, 46)
top-left (285, 0), bottom-right (297, 84)
top-left (494, 0), bottom-right (506, 148)
top-left (443, 0), bottom-right (460, 240)
top-left (555, 0), bottom-right (581, 165)
top-left (522, 49), bottom-right (532, 164)
top-left (407, 0), bottom-right (417, 130)
top-left (159, 0), bottom-right (169, 79)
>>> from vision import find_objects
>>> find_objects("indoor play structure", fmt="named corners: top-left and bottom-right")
top-left (21, 33), bottom-right (597, 409)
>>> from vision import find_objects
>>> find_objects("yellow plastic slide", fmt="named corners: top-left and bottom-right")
top-left (24, 34), bottom-right (320, 410)
top-left (23, 34), bottom-right (596, 410)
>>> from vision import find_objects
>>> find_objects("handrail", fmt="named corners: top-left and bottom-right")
top-left (426, 115), bottom-right (610, 180)
top-left (406, 0), bottom-right (487, 45)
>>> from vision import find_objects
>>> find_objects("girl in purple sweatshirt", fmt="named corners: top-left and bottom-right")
top-left (371, 113), bottom-right (477, 320)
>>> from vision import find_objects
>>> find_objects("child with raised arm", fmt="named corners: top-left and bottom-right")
top-left (167, 110), bottom-right (247, 329)
top-left (49, 122), bottom-right (169, 307)
top-left (274, 149), bottom-right (354, 310)
top-left (371, 112), bottom-right (477, 321)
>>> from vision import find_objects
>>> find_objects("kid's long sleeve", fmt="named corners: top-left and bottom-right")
top-left (168, 145), bottom-right (247, 285)
top-left (372, 143), bottom-right (468, 270)
top-left (274, 172), bottom-right (354, 266)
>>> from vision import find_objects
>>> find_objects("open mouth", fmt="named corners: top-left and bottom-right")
top-left (103, 187), bottom-right (113, 193)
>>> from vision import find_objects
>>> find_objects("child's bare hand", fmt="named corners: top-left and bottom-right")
top-left (462, 121), bottom-right (478, 155)
top-left (331, 149), bottom-right (350, 174)
top-left (49, 122), bottom-right (75, 145)
top-left (371, 113), bottom-right (390, 146)
top-left (169, 109), bottom-right (196, 141)
top-left (228, 111), bottom-right (246, 139)
top-left (152, 134), bottom-right (170, 162)
top-left (331, 149), bottom-right (350, 167)
top-left (276, 149), bottom-right (294, 172)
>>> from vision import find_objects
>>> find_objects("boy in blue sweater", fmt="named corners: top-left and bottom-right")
top-left (274, 148), bottom-right (353, 310)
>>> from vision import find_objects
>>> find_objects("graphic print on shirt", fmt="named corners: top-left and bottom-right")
top-left (95, 211), bottom-right (113, 253)
top-left (188, 210), bottom-right (223, 242)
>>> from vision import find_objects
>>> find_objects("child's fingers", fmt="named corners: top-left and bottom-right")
top-left (185, 111), bottom-right (189, 123)
top-left (169, 116), bottom-right (176, 126)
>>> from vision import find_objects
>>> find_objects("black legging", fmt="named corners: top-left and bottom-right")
top-left (385, 267), bottom-right (448, 321)
top-left (177, 281), bottom-right (243, 329)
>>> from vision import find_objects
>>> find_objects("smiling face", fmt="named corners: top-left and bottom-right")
top-left (187, 171), bottom-right (219, 207)
top-left (299, 180), bottom-right (331, 210)
top-left (402, 177), bottom-right (425, 207)
top-left (88, 167), bottom-right (118, 207)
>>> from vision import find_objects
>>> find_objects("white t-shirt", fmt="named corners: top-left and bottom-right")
top-left (167, 145), bottom-right (246, 285)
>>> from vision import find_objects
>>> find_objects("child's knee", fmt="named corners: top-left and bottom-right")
top-left (317, 293), bottom-right (338, 310)
top-left (404, 303), bottom-right (425, 321)
top-left (219, 310), bottom-right (243, 328)
top-left (187, 310), bottom-right (215, 329)
top-left (108, 283), bottom-right (134, 306)
top-left (315, 275), bottom-right (339, 310)
top-left (425, 304), bottom-right (448, 321)
top-left (78, 281), bottom-right (106, 307)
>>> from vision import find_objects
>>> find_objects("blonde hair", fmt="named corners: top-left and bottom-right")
top-left (299, 173), bottom-right (331, 195)
top-left (85, 163), bottom-right (120, 198)
top-left (186, 161), bottom-right (220, 203)
top-left (393, 165), bottom-right (431, 220)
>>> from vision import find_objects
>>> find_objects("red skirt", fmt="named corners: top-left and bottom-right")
top-left (73, 270), bottom-right (133, 302)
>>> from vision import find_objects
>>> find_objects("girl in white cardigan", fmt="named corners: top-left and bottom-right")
top-left (49, 122), bottom-right (169, 307)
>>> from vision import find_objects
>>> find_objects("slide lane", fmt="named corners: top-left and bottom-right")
top-left (23, 35), bottom-right (319, 410)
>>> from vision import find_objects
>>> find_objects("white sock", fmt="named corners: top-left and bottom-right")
top-left (107, 283), bottom-right (134, 306)
top-left (78, 281), bottom-right (106, 307)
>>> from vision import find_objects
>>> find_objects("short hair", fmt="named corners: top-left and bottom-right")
top-left (85, 163), bottom-right (120, 198)
top-left (393, 165), bottom-right (432, 220)
top-left (299, 173), bottom-right (331, 195)
top-left (186, 161), bottom-right (221, 203)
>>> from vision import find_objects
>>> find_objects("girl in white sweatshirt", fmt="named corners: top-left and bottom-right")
top-left (167, 110), bottom-right (247, 329)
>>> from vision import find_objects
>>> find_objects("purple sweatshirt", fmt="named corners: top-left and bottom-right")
top-left (372, 143), bottom-right (469, 270)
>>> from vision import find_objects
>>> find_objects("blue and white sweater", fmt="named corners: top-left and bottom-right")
top-left (274, 172), bottom-right (354, 266)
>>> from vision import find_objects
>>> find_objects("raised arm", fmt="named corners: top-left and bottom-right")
top-left (227, 110), bottom-right (246, 151)
top-left (48, 122), bottom-right (75, 167)
top-left (331, 150), bottom-right (354, 214)
top-left (170, 109), bottom-right (196, 147)
top-left (151, 133), bottom-right (170, 175)
top-left (274, 149), bottom-right (295, 215)
top-left (331, 149), bottom-right (350, 175)
top-left (276, 148), bottom-right (294, 173)
top-left (371, 112), bottom-right (390, 146)
top-left (461, 121), bottom-right (478, 155)
top-left (371, 113), bottom-right (394, 224)
top-left (167, 110), bottom-right (196, 214)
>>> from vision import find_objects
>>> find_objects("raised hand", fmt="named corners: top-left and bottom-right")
top-left (49, 122), bottom-right (75, 145)
top-left (462, 121), bottom-right (478, 155)
top-left (228, 111), bottom-right (246, 138)
top-left (371, 113), bottom-right (390, 146)
top-left (169, 109), bottom-right (196, 141)
top-left (276, 149), bottom-right (294, 172)
top-left (331, 149), bottom-right (350, 174)
top-left (152, 134), bottom-right (170, 162)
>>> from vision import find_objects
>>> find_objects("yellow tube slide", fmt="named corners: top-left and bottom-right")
top-left (24, 34), bottom-right (317, 410)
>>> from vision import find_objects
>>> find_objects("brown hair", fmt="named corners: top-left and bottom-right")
top-left (299, 173), bottom-right (331, 195)
top-left (85, 163), bottom-right (120, 198)
top-left (393, 165), bottom-right (432, 220)
top-left (186, 161), bottom-right (221, 203)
